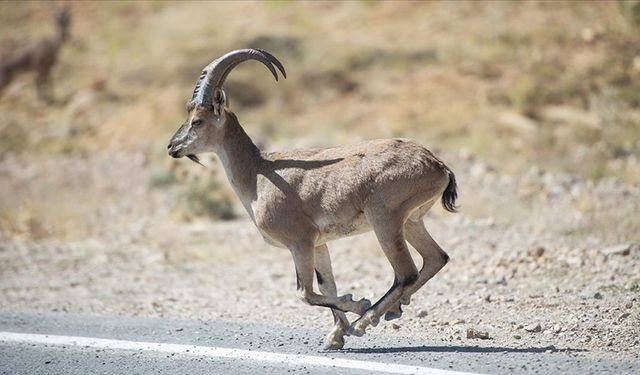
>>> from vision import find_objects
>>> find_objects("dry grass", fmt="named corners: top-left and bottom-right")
top-left (0, 1), bottom-right (639, 240)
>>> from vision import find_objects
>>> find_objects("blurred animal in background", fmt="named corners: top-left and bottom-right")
top-left (168, 49), bottom-right (458, 350)
top-left (0, 6), bottom-right (71, 103)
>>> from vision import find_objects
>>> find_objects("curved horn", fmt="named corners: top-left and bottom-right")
top-left (191, 48), bottom-right (287, 108)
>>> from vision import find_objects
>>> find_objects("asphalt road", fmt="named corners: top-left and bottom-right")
top-left (0, 312), bottom-right (637, 375)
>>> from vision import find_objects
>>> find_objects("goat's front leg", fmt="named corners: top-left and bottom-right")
top-left (314, 244), bottom-right (350, 350)
top-left (290, 242), bottom-right (371, 317)
top-left (35, 72), bottom-right (53, 104)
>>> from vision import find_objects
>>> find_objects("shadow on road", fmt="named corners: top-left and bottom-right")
top-left (339, 345), bottom-right (587, 354)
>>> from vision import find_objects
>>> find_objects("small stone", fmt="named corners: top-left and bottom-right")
top-left (524, 323), bottom-right (542, 333)
top-left (466, 328), bottom-right (490, 340)
top-left (175, 328), bottom-right (184, 332)
top-left (580, 289), bottom-right (601, 300)
top-left (553, 324), bottom-right (562, 333)
top-left (484, 295), bottom-right (492, 303)
top-left (581, 27), bottom-right (595, 43)
top-left (450, 319), bottom-right (465, 326)
top-left (594, 292), bottom-right (603, 300)
top-left (417, 310), bottom-right (429, 318)
top-left (533, 246), bottom-right (545, 257)
top-left (514, 335), bottom-right (521, 339)
top-left (601, 243), bottom-right (632, 257)
top-left (625, 302), bottom-right (633, 309)
top-left (391, 323), bottom-right (401, 330)
top-left (618, 312), bottom-right (630, 321)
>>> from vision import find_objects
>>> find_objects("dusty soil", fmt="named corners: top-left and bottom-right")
top-left (1, 151), bottom-right (638, 362)
top-left (1, 0), bottom-right (639, 366)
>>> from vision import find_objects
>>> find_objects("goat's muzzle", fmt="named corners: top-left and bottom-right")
top-left (167, 143), bottom-right (183, 158)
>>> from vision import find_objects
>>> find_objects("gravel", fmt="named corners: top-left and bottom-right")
top-left (1, 151), bottom-right (639, 363)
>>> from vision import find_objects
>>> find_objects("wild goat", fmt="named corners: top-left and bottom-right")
top-left (0, 7), bottom-right (70, 103)
top-left (168, 49), bottom-right (458, 350)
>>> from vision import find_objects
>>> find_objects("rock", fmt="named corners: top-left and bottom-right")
top-left (553, 324), bottom-right (562, 334)
top-left (532, 246), bottom-right (545, 257)
top-left (391, 323), bottom-right (401, 330)
top-left (466, 328), bottom-right (490, 340)
top-left (581, 27), bottom-right (595, 42)
top-left (514, 334), bottom-right (521, 339)
top-left (417, 310), bottom-right (429, 318)
top-left (524, 323), bottom-right (542, 333)
top-left (498, 111), bottom-right (538, 136)
top-left (470, 163), bottom-right (489, 178)
top-left (601, 243), bottom-right (632, 257)
top-left (540, 105), bottom-right (601, 129)
top-left (594, 292), bottom-right (603, 300)
top-left (580, 289), bottom-right (602, 300)
top-left (618, 312), bottom-right (630, 321)
top-left (633, 56), bottom-right (640, 72)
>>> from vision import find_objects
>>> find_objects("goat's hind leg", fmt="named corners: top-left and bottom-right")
top-left (385, 216), bottom-right (449, 321)
top-left (315, 244), bottom-right (350, 350)
top-left (348, 210), bottom-right (418, 337)
top-left (290, 242), bottom-right (371, 316)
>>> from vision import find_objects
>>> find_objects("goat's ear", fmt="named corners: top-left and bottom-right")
top-left (212, 88), bottom-right (226, 116)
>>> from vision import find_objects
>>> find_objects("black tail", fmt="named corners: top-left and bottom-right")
top-left (441, 170), bottom-right (458, 213)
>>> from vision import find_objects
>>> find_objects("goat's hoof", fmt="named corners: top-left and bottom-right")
top-left (358, 298), bottom-right (372, 316)
top-left (371, 315), bottom-right (380, 327)
top-left (324, 327), bottom-right (346, 350)
top-left (323, 337), bottom-right (345, 350)
top-left (384, 309), bottom-right (403, 321)
top-left (342, 293), bottom-right (353, 301)
top-left (347, 321), bottom-right (367, 337)
top-left (384, 303), bottom-right (403, 321)
top-left (400, 296), bottom-right (410, 306)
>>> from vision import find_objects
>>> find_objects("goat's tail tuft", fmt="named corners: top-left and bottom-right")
top-left (441, 170), bottom-right (458, 213)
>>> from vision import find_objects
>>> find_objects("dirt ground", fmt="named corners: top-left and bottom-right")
top-left (0, 0), bottom-right (639, 365)
top-left (1, 150), bottom-right (638, 362)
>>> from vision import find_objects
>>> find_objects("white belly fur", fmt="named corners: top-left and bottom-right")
top-left (316, 213), bottom-right (371, 244)
top-left (257, 214), bottom-right (372, 248)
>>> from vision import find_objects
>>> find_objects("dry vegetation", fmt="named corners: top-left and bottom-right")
top-left (0, 0), bottom-right (638, 359)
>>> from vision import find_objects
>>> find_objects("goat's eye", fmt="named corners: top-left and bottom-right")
top-left (191, 119), bottom-right (203, 127)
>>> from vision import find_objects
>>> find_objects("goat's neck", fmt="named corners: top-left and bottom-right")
top-left (215, 114), bottom-right (262, 218)
top-left (55, 31), bottom-right (68, 46)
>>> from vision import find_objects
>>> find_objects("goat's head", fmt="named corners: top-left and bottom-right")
top-left (168, 49), bottom-right (286, 161)
top-left (55, 7), bottom-right (71, 41)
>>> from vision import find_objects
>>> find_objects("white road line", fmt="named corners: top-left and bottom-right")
top-left (0, 331), bottom-right (480, 375)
